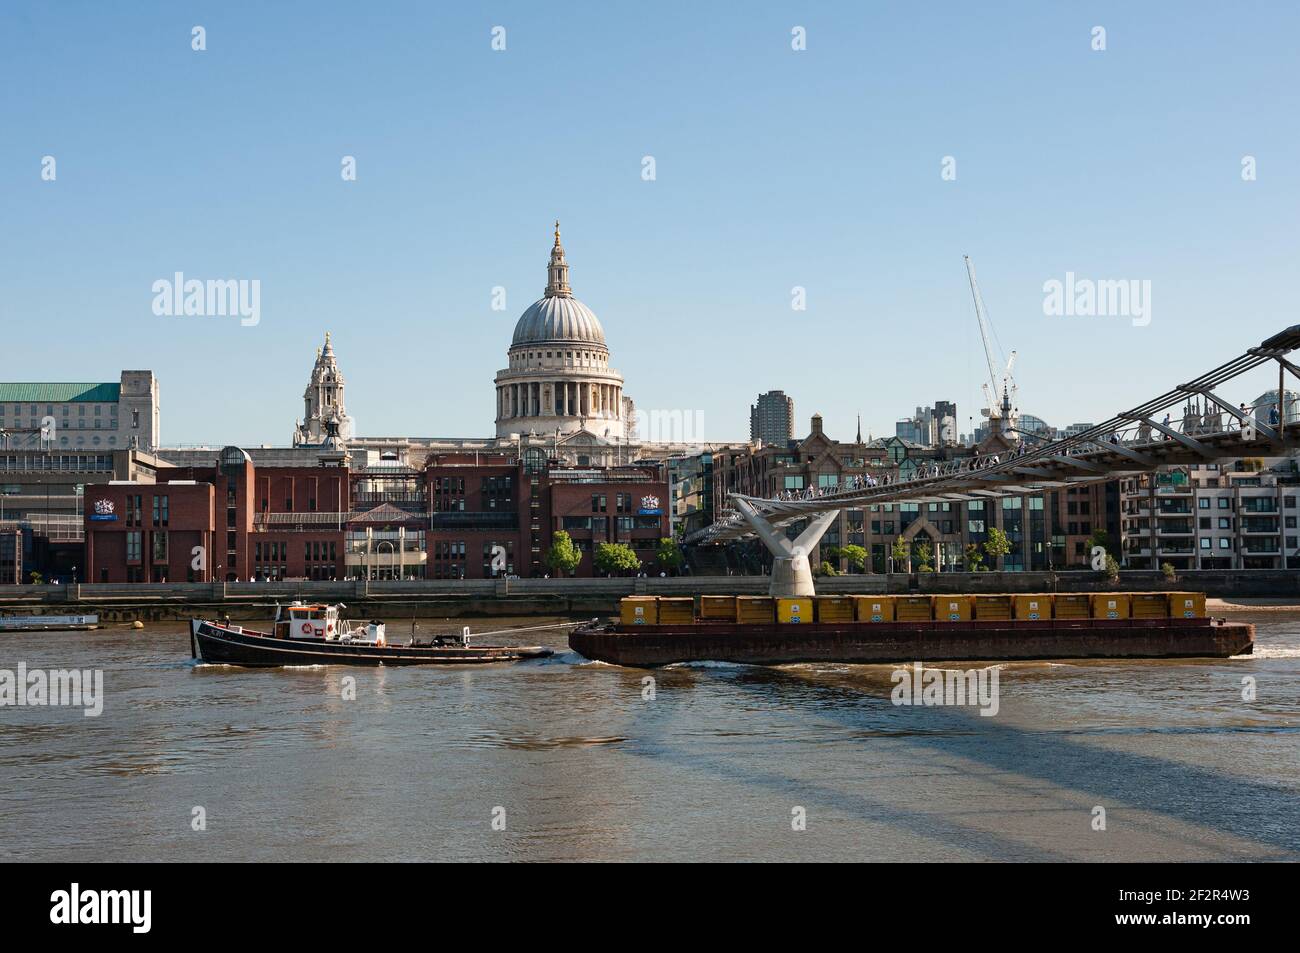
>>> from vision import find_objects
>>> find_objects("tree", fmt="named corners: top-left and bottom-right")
top-left (544, 531), bottom-right (582, 577)
top-left (816, 560), bottom-right (839, 577)
top-left (1161, 561), bottom-right (1177, 581)
top-left (914, 540), bottom-right (934, 573)
top-left (1104, 554), bottom-right (1121, 583)
top-left (655, 537), bottom-right (683, 574)
top-left (983, 527), bottom-right (1012, 570)
top-left (593, 541), bottom-right (641, 576)
top-left (890, 537), bottom-right (910, 572)
top-left (964, 543), bottom-right (984, 572)
top-left (28, 571), bottom-right (44, 585)
top-left (1086, 528), bottom-right (1117, 564)
top-left (832, 544), bottom-right (867, 573)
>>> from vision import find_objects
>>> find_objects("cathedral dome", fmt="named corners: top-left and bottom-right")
top-left (509, 221), bottom-right (607, 350)
top-left (511, 295), bottom-right (606, 348)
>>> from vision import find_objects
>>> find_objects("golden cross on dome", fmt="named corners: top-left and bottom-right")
top-left (554, 220), bottom-right (561, 245)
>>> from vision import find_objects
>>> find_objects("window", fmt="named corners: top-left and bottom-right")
top-left (1199, 538), bottom-right (1211, 549)
top-left (1218, 498), bottom-right (1230, 509)
top-left (152, 530), bottom-right (168, 563)
top-left (126, 531), bottom-right (142, 562)
top-left (1218, 538), bottom-right (1231, 549)
top-left (1198, 498), bottom-right (1210, 509)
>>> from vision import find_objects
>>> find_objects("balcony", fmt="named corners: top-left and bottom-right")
top-left (1158, 521), bottom-right (1194, 535)
top-left (1241, 520), bottom-right (1279, 534)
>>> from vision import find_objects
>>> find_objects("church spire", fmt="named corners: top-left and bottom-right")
top-left (545, 220), bottom-right (571, 297)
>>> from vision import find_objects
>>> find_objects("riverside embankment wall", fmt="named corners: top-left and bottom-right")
top-left (0, 570), bottom-right (1297, 622)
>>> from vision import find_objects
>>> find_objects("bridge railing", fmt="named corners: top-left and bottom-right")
top-left (690, 325), bottom-right (1300, 544)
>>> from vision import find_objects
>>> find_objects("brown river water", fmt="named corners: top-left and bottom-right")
top-left (1, 613), bottom-right (1297, 862)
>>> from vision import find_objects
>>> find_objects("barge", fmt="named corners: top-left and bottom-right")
top-left (569, 592), bottom-right (1254, 667)
top-left (191, 602), bottom-right (552, 667)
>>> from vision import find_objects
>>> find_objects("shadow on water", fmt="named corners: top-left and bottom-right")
top-left (622, 665), bottom-right (1300, 859)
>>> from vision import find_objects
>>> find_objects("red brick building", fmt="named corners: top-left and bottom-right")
top-left (422, 452), bottom-right (669, 578)
top-left (86, 446), bottom-right (350, 582)
top-left (84, 446), bottom-right (671, 582)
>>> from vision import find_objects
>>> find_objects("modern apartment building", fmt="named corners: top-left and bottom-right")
top-left (1120, 460), bottom-right (1300, 570)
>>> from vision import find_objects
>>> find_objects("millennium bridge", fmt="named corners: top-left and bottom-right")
top-left (686, 326), bottom-right (1300, 596)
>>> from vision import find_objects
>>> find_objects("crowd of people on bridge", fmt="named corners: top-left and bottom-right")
top-left (762, 400), bottom-right (1283, 508)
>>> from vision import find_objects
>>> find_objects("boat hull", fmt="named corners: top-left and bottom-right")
top-left (191, 620), bottom-right (552, 667)
top-left (569, 617), bottom-right (1255, 667)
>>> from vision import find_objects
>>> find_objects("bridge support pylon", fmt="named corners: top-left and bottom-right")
top-left (733, 498), bottom-right (839, 598)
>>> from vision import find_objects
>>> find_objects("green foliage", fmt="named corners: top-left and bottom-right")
top-left (28, 571), bottom-right (44, 585)
top-left (890, 537), bottom-right (910, 570)
top-left (1087, 528), bottom-right (1117, 561)
top-left (829, 544), bottom-right (867, 572)
top-left (544, 531), bottom-right (583, 576)
top-left (1160, 561), bottom-right (1177, 581)
top-left (914, 541), bottom-right (934, 573)
top-left (656, 537), bottom-right (683, 572)
top-left (817, 560), bottom-right (839, 577)
top-left (1105, 554), bottom-right (1121, 582)
top-left (964, 543), bottom-right (984, 572)
top-left (983, 527), bottom-right (1012, 567)
top-left (593, 541), bottom-right (641, 576)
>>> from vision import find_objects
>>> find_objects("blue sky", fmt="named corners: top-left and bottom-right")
top-left (2, 2), bottom-right (1297, 446)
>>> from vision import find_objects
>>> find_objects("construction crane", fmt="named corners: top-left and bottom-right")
top-left (963, 255), bottom-right (1019, 433)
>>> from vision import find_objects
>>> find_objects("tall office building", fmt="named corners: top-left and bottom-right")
top-left (749, 390), bottom-right (794, 447)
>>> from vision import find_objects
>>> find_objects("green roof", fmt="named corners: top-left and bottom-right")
top-left (0, 383), bottom-right (121, 403)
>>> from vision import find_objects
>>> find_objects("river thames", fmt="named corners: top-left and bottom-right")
top-left (2, 612), bottom-right (1297, 862)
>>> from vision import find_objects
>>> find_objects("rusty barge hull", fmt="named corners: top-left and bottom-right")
top-left (569, 618), bottom-right (1254, 667)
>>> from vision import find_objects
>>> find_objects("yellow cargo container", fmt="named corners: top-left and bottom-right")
top-left (932, 595), bottom-right (974, 622)
top-left (1091, 593), bottom-right (1131, 620)
top-left (1168, 592), bottom-right (1206, 619)
top-left (816, 596), bottom-right (855, 623)
top-left (1054, 594), bottom-right (1090, 619)
top-left (736, 596), bottom-right (775, 624)
top-left (656, 597), bottom-right (695, 624)
top-left (974, 594), bottom-right (1013, 621)
top-left (700, 595), bottom-right (737, 621)
top-left (1013, 594), bottom-right (1051, 620)
top-left (853, 595), bottom-right (895, 623)
top-left (620, 596), bottom-right (658, 626)
top-left (894, 595), bottom-right (933, 621)
top-left (776, 597), bottom-right (812, 624)
top-left (1130, 593), bottom-right (1169, 619)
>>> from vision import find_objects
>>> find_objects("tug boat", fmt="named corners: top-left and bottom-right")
top-left (190, 602), bottom-right (552, 667)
